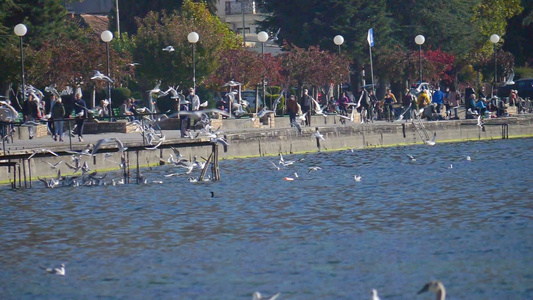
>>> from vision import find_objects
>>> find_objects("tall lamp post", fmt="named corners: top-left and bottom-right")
top-left (490, 34), bottom-right (500, 97)
top-left (415, 35), bottom-right (425, 84)
top-left (101, 30), bottom-right (114, 119)
top-left (188, 32), bottom-right (199, 90)
top-left (14, 24), bottom-right (27, 103)
top-left (333, 35), bottom-right (344, 98)
top-left (258, 31), bottom-right (269, 113)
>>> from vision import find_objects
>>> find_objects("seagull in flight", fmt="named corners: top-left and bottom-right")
top-left (28, 148), bottom-right (59, 159)
top-left (268, 28), bottom-right (281, 45)
top-left (148, 80), bottom-right (162, 95)
top-left (308, 166), bottom-right (321, 173)
top-left (91, 137), bottom-right (127, 155)
top-left (268, 160), bottom-right (281, 170)
top-left (477, 115), bottom-right (485, 131)
top-left (279, 153), bottom-right (295, 167)
top-left (407, 154), bottom-right (416, 161)
top-left (90, 70), bottom-right (114, 83)
top-left (39, 264), bottom-right (65, 276)
top-left (162, 45), bottom-right (175, 52)
top-left (46, 160), bottom-right (63, 169)
top-left (354, 175), bottom-right (362, 182)
top-left (126, 62), bottom-right (140, 67)
top-left (291, 121), bottom-right (302, 135)
top-left (425, 132), bottom-right (437, 146)
top-left (312, 127), bottom-right (325, 151)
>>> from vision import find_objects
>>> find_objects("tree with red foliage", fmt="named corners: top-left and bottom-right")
top-left (204, 48), bottom-right (284, 91)
top-left (280, 43), bottom-right (349, 93)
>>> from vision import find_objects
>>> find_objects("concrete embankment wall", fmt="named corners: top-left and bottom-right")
top-left (1, 117), bottom-right (532, 185)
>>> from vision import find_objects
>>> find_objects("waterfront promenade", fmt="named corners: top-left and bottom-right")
top-left (1, 113), bottom-right (533, 184)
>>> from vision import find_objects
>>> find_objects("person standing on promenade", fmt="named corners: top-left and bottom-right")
top-left (301, 89), bottom-right (312, 126)
top-left (47, 94), bottom-right (58, 138)
top-left (368, 89), bottom-right (378, 120)
top-left (73, 93), bottom-right (86, 142)
top-left (51, 96), bottom-right (65, 142)
top-left (402, 89), bottom-right (414, 121)
top-left (286, 94), bottom-right (299, 125)
top-left (22, 93), bottom-right (40, 139)
top-left (432, 86), bottom-right (444, 117)
top-left (464, 83), bottom-right (476, 117)
top-left (337, 92), bottom-right (350, 115)
top-left (188, 88), bottom-right (200, 112)
top-left (179, 97), bottom-right (190, 138)
top-left (358, 87), bottom-right (372, 122)
top-left (417, 90), bottom-right (430, 118)
top-left (383, 88), bottom-right (397, 122)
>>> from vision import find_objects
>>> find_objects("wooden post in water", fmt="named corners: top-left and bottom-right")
top-left (136, 150), bottom-right (140, 184)
top-left (18, 160), bottom-right (22, 188)
top-left (28, 158), bottom-right (32, 188)
top-left (22, 158), bottom-right (27, 188)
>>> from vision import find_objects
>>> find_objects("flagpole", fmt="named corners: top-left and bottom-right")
top-left (369, 45), bottom-right (375, 94)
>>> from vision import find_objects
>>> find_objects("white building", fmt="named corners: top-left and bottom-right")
top-left (215, 0), bottom-right (281, 55)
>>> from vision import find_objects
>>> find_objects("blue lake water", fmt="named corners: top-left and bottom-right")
top-left (0, 138), bottom-right (532, 299)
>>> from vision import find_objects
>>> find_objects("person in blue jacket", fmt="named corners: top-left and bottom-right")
top-left (432, 86), bottom-right (444, 115)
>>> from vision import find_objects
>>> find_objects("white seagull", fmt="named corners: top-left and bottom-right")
top-left (425, 132), bottom-right (437, 146)
top-left (407, 154), bottom-right (416, 161)
top-left (354, 175), bottom-right (362, 182)
top-left (308, 166), bottom-right (321, 173)
top-left (45, 160), bottom-right (63, 169)
top-left (418, 280), bottom-right (446, 300)
top-left (371, 289), bottom-right (381, 300)
top-left (252, 291), bottom-right (280, 300)
top-left (90, 70), bottom-right (114, 83)
top-left (162, 45), bottom-right (175, 52)
top-left (40, 263), bottom-right (66, 276)
top-left (312, 128), bottom-right (325, 141)
top-left (148, 80), bottom-right (162, 95)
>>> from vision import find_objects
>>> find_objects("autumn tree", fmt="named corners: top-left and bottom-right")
top-left (280, 43), bottom-right (350, 94)
top-left (132, 0), bottom-right (241, 96)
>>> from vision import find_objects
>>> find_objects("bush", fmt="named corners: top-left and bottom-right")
top-left (111, 87), bottom-right (132, 108)
top-left (515, 67), bottom-right (533, 79)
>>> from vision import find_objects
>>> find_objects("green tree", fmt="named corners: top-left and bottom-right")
top-left (386, 0), bottom-right (480, 57)
top-left (1, 0), bottom-right (78, 48)
top-left (503, 0), bottom-right (533, 66)
top-left (259, 0), bottom-right (392, 87)
top-left (132, 0), bottom-right (241, 96)
top-left (109, 0), bottom-right (218, 35)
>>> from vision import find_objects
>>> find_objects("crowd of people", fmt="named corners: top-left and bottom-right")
top-left (284, 83), bottom-right (523, 124)
top-left (0, 82), bottom-right (529, 142)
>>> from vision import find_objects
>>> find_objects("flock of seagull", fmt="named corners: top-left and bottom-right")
top-left (38, 261), bottom-right (447, 300)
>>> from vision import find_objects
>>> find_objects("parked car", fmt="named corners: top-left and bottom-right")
top-left (497, 78), bottom-right (533, 99)
top-left (240, 90), bottom-right (263, 109)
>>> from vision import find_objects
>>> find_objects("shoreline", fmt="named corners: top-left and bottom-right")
top-left (1, 115), bottom-right (533, 185)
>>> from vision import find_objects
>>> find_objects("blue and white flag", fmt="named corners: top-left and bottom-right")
top-left (367, 28), bottom-right (374, 47)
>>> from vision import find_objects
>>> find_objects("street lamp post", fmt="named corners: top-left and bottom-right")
top-left (14, 24), bottom-right (27, 103)
top-left (333, 35), bottom-right (344, 98)
top-left (415, 35), bottom-right (425, 84)
top-left (258, 31), bottom-right (269, 113)
top-left (188, 32), bottom-right (199, 90)
top-left (490, 34), bottom-right (500, 95)
top-left (101, 30), bottom-right (114, 119)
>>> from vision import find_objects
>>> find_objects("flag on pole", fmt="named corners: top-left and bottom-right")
top-left (367, 28), bottom-right (374, 47)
